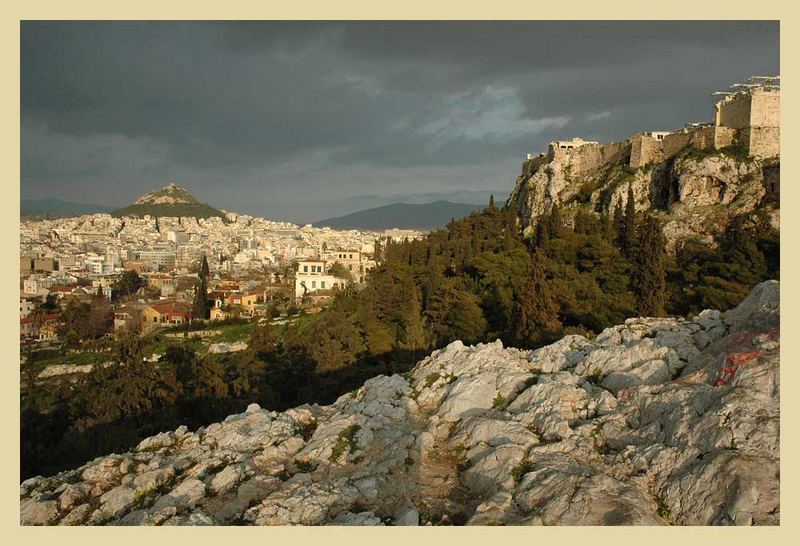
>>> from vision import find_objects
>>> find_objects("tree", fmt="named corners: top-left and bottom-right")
top-left (634, 213), bottom-right (667, 317)
top-left (612, 201), bottom-right (624, 245)
top-left (622, 185), bottom-right (637, 257)
top-left (58, 298), bottom-right (112, 341)
top-left (200, 255), bottom-right (210, 279)
top-left (112, 270), bottom-right (144, 299)
top-left (41, 294), bottom-right (59, 313)
top-left (248, 324), bottom-right (277, 358)
top-left (488, 194), bottom-right (496, 210)
top-left (30, 304), bottom-right (47, 335)
top-left (164, 346), bottom-right (227, 400)
top-left (193, 277), bottom-right (209, 320)
top-left (327, 261), bottom-right (353, 283)
top-left (304, 311), bottom-right (366, 372)
top-left (513, 250), bottom-right (561, 346)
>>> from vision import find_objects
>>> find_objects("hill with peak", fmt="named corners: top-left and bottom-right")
top-left (314, 201), bottom-right (499, 230)
top-left (112, 183), bottom-right (225, 219)
top-left (20, 281), bottom-right (779, 526)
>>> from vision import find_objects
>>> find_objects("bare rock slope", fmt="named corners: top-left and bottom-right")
top-left (20, 281), bottom-right (780, 526)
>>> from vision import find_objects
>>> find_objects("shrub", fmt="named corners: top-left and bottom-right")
top-left (294, 418), bottom-right (318, 442)
top-left (511, 459), bottom-right (535, 484)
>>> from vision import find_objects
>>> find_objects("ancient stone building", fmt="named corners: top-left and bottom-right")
top-left (624, 76), bottom-right (779, 168)
top-left (714, 79), bottom-right (780, 158)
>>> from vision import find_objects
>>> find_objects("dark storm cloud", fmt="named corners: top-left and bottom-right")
top-left (21, 21), bottom-right (779, 221)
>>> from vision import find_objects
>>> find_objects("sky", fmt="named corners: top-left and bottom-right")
top-left (21, 21), bottom-right (779, 223)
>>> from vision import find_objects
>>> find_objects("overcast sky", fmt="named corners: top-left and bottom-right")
top-left (21, 21), bottom-right (779, 222)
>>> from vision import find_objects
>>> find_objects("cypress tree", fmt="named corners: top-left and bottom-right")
top-left (488, 194), bottom-right (496, 210)
top-left (193, 276), bottom-right (209, 320)
top-left (622, 185), bottom-right (637, 256)
top-left (613, 200), bottom-right (624, 244)
top-left (547, 204), bottom-right (562, 239)
top-left (634, 213), bottom-right (667, 317)
top-left (200, 255), bottom-right (210, 279)
top-left (513, 250), bottom-right (561, 347)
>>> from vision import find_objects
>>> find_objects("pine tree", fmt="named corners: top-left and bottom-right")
top-left (634, 213), bottom-right (667, 317)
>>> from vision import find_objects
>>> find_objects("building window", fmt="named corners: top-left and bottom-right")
top-left (311, 281), bottom-right (316, 288)
top-left (321, 281), bottom-right (326, 289)
top-left (303, 265), bottom-right (308, 272)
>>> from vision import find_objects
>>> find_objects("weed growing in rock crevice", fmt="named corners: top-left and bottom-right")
top-left (329, 424), bottom-right (362, 462)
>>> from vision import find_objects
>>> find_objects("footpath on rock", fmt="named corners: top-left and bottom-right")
top-left (20, 281), bottom-right (780, 526)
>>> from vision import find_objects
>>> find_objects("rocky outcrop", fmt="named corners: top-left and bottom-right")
top-left (507, 147), bottom-right (779, 251)
top-left (20, 281), bottom-right (780, 526)
top-left (134, 183), bottom-right (199, 206)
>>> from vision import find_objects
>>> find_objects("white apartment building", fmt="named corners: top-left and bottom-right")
top-left (294, 259), bottom-right (342, 298)
top-left (138, 248), bottom-right (178, 270)
top-left (84, 255), bottom-right (108, 275)
top-left (167, 230), bottom-right (190, 244)
top-left (20, 298), bottom-right (35, 318)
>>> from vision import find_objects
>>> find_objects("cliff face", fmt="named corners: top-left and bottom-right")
top-left (20, 281), bottom-right (779, 526)
top-left (507, 146), bottom-right (779, 251)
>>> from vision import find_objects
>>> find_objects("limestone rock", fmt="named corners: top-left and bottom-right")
top-left (19, 281), bottom-right (780, 526)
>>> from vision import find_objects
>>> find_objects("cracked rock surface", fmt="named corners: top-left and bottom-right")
top-left (20, 281), bottom-right (779, 526)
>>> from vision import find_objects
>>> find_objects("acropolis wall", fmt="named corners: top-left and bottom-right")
top-left (548, 140), bottom-right (631, 178)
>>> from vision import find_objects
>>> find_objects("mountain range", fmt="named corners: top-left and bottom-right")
top-left (21, 197), bottom-right (115, 218)
top-left (314, 200), bottom-right (501, 231)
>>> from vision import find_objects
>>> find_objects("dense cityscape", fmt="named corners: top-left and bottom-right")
top-left (20, 190), bottom-right (424, 355)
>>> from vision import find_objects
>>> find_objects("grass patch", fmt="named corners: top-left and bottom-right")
top-left (210, 323), bottom-right (256, 343)
top-left (329, 424), bottom-right (362, 462)
top-left (424, 372), bottom-right (441, 388)
top-left (35, 350), bottom-right (112, 368)
top-left (653, 494), bottom-right (674, 524)
top-left (492, 394), bottom-right (507, 409)
top-left (586, 368), bottom-right (603, 385)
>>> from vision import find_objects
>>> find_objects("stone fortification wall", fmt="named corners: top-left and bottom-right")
top-left (630, 133), bottom-right (664, 168)
top-left (713, 126), bottom-right (738, 149)
top-left (662, 127), bottom-right (716, 159)
top-left (521, 154), bottom-right (547, 177)
top-left (549, 140), bottom-right (631, 178)
top-left (742, 126), bottom-right (780, 158)
top-left (716, 90), bottom-right (779, 130)
top-left (748, 90), bottom-right (780, 128)
top-left (717, 95), bottom-right (752, 129)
